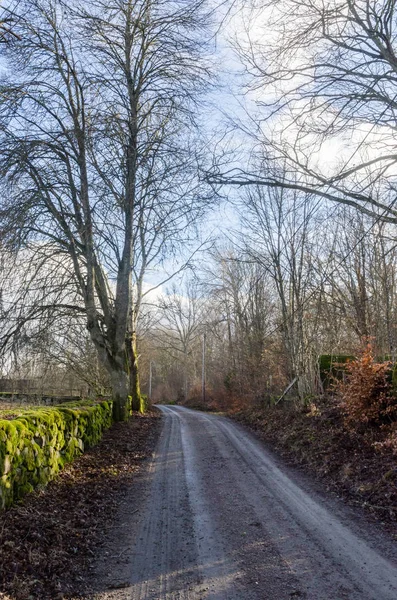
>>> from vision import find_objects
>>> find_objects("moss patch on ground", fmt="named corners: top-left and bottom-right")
top-left (230, 401), bottom-right (397, 526)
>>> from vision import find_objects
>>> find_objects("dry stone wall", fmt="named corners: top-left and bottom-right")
top-left (0, 400), bottom-right (113, 510)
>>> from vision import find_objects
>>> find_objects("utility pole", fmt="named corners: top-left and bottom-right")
top-left (202, 332), bottom-right (206, 404)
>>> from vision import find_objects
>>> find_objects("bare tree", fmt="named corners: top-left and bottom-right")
top-left (155, 280), bottom-right (205, 402)
top-left (318, 207), bottom-right (397, 357)
top-left (210, 0), bottom-right (397, 225)
top-left (237, 184), bottom-right (325, 400)
top-left (200, 247), bottom-right (277, 402)
top-left (0, 0), bottom-right (212, 419)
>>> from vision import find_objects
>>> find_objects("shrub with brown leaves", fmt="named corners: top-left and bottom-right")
top-left (336, 342), bottom-right (397, 431)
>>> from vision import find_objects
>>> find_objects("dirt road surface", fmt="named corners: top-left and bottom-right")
top-left (98, 405), bottom-right (397, 600)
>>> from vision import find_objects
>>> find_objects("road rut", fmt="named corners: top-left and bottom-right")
top-left (127, 406), bottom-right (397, 599)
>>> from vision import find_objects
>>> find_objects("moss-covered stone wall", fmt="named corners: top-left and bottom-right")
top-left (0, 400), bottom-right (113, 510)
top-left (319, 354), bottom-right (356, 388)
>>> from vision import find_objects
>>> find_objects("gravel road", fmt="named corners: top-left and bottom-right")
top-left (126, 405), bottom-right (397, 600)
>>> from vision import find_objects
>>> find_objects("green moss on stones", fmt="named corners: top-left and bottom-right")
top-left (0, 400), bottom-right (113, 510)
top-left (319, 354), bottom-right (356, 388)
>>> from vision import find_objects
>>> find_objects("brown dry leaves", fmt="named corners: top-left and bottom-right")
top-left (0, 411), bottom-right (162, 600)
top-left (232, 403), bottom-right (397, 526)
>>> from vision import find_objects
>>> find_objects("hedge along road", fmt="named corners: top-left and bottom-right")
top-left (126, 406), bottom-right (397, 600)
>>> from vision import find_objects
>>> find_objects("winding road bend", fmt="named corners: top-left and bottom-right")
top-left (128, 405), bottom-right (397, 599)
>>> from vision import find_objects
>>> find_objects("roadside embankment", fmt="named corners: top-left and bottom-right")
top-left (230, 402), bottom-right (397, 526)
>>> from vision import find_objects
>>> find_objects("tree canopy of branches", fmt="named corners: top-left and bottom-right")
top-left (0, 0), bottom-right (213, 419)
top-left (210, 0), bottom-right (397, 225)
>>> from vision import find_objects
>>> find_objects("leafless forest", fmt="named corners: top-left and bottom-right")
top-left (1, 0), bottom-right (397, 416)
top-left (3, 4), bottom-right (397, 598)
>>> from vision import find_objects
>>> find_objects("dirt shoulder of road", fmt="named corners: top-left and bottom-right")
top-left (228, 402), bottom-right (397, 529)
top-left (0, 409), bottom-right (162, 600)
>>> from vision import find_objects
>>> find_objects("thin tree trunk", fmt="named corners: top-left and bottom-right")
top-left (127, 333), bottom-right (143, 412)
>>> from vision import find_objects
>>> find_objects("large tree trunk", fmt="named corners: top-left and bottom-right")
top-left (110, 367), bottom-right (130, 422)
top-left (88, 326), bottom-right (130, 422)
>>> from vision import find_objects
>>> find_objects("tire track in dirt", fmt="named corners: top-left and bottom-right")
top-left (120, 406), bottom-right (397, 599)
